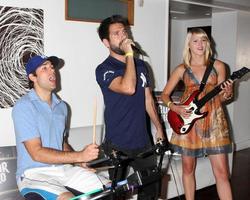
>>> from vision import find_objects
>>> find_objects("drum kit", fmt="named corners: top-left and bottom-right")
top-left (70, 139), bottom-right (171, 200)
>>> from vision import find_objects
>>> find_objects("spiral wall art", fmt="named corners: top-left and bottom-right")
top-left (0, 6), bottom-right (44, 108)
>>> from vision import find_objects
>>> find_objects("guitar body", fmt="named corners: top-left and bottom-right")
top-left (167, 90), bottom-right (207, 135)
top-left (167, 67), bottom-right (249, 135)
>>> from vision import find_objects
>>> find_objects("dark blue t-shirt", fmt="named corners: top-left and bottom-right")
top-left (96, 56), bottom-right (151, 150)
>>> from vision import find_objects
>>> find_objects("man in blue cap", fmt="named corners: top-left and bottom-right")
top-left (12, 55), bottom-right (109, 200)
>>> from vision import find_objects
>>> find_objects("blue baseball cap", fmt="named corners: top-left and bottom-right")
top-left (25, 55), bottom-right (59, 76)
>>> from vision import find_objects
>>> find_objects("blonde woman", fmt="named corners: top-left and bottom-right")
top-left (161, 28), bottom-right (233, 200)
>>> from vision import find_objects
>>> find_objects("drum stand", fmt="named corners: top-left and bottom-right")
top-left (70, 139), bottom-right (172, 200)
top-left (104, 139), bottom-right (172, 199)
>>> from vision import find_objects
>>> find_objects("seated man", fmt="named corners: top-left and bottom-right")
top-left (12, 55), bottom-right (108, 200)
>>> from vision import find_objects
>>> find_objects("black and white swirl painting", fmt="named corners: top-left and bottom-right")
top-left (0, 6), bottom-right (44, 108)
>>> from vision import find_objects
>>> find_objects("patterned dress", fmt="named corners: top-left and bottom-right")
top-left (170, 66), bottom-right (232, 157)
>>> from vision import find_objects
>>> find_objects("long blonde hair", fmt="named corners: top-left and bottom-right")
top-left (183, 28), bottom-right (212, 67)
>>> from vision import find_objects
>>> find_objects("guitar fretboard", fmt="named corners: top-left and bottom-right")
top-left (196, 85), bottom-right (222, 108)
top-left (196, 67), bottom-right (249, 109)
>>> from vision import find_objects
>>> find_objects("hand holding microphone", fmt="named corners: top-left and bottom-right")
top-left (120, 38), bottom-right (142, 54)
top-left (119, 38), bottom-right (134, 54)
top-left (131, 45), bottom-right (141, 53)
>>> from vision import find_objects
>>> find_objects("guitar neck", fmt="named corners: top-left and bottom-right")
top-left (195, 66), bottom-right (249, 110)
top-left (195, 67), bottom-right (250, 109)
top-left (196, 85), bottom-right (222, 108)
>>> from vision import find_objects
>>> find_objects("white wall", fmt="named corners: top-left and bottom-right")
top-left (133, 0), bottom-right (169, 90)
top-left (233, 11), bottom-right (250, 150)
top-left (212, 11), bottom-right (250, 150)
top-left (0, 0), bottom-right (169, 146)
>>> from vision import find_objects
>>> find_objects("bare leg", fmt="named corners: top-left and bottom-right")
top-left (209, 154), bottom-right (233, 200)
top-left (57, 192), bottom-right (74, 200)
top-left (182, 156), bottom-right (196, 200)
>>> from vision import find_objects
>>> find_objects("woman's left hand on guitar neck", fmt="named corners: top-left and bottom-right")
top-left (220, 79), bottom-right (233, 101)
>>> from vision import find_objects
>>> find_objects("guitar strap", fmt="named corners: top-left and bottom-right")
top-left (199, 58), bottom-right (215, 92)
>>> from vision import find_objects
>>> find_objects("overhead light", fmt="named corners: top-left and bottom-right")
top-left (205, 13), bottom-right (211, 16)
top-left (170, 10), bottom-right (186, 14)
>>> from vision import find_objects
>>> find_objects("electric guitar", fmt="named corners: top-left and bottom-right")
top-left (168, 67), bottom-right (250, 135)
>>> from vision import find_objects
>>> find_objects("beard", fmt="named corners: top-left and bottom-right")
top-left (110, 44), bottom-right (125, 55)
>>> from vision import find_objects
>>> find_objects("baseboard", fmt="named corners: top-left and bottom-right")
top-left (234, 139), bottom-right (250, 151)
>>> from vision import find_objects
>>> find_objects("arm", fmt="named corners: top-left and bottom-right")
top-left (145, 88), bottom-right (164, 140)
top-left (12, 100), bottom-right (98, 165)
top-left (63, 138), bottom-right (97, 171)
top-left (161, 65), bottom-right (191, 118)
top-left (23, 138), bottom-right (99, 164)
top-left (109, 39), bottom-right (136, 95)
top-left (214, 60), bottom-right (233, 102)
top-left (161, 65), bottom-right (183, 104)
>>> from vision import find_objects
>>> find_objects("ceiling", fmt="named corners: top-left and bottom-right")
top-left (170, 0), bottom-right (250, 20)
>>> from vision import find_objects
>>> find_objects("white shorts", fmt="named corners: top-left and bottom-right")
top-left (18, 164), bottom-right (110, 200)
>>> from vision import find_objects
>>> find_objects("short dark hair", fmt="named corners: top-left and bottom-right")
top-left (28, 71), bottom-right (37, 89)
top-left (97, 15), bottom-right (129, 41)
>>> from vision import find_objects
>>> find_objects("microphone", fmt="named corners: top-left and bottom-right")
top-left (131, 44), bottom-right (142, 54)
top-left (119, 39), bottom-right (143, 54)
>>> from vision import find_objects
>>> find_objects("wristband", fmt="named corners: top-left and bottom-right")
top-left (167, 101), bottom-right (173, 108)
top-left (125, 52), bottom-right (133, 57)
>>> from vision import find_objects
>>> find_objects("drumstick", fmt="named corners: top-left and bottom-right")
top-left (69, 188), bottom-right (102, 200)
top-left (92, 97), bottom-right (97, 144)
top-left (94, 166), bottom-right (115, 171)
